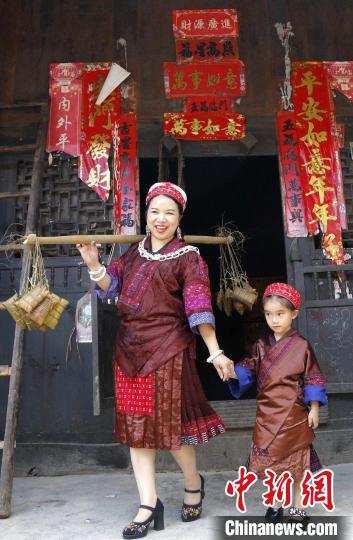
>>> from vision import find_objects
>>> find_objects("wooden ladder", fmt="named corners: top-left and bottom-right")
top-left (0, 101), bottom-right (48, 518)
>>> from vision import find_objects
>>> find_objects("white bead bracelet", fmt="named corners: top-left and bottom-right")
top-left (89, 266), bottom-right (107, 281)
top-left (206, 349), bottom-right (224, 363)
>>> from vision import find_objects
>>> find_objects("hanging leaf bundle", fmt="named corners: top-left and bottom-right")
top-left (0, 240), bottom-right (68, 331)
top-left (216, 223), bottom-right (258, 316)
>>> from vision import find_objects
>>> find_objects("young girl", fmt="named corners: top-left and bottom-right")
top-left (228, 282), bottom-right (327, 524)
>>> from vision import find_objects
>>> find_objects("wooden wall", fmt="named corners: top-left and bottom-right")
top-left (1, 0), bottom-right (353, 155)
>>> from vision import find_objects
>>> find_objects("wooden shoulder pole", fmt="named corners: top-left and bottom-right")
top-left (0, 103), bottom-right (48, 519)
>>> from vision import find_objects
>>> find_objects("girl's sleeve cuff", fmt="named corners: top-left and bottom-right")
top-left (228, 365), bottom-right (254, 398)
top-left (304, 385), bottom-right (328, 406)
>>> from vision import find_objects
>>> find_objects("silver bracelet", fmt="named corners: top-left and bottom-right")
top-left (88, 265), bottom-right (105, 275)
top-left (206, 349), bottom-right (224, 364)
top-left (89, 266), bottom-right (107, 282)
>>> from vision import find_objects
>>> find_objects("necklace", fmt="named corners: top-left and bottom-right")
top-left (138, 237), bottom-right (199, 261)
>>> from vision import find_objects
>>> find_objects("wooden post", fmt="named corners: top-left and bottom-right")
top-left (0, 103), bottom-right (48, 519)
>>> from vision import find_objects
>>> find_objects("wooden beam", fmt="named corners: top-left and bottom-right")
top-left (23, 233), bottom-right (234, 246)
top-left (0, 102), bottom-right (48, 519)
top-left (0, 191), bottom-right (30, 200)
top-left (0, 366), bottom-right (11, 377)
top-left (0, 144), bottom-right (36, 154)
top-left (0, 442), bottom-right (16, 450)
top-left (0, 102), bottom-right (45, 109)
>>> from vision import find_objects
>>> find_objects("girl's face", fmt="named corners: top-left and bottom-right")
top-left (146, 195), bottom-right (180, 244)
top-left (263, 298), bottom-right (298, 339)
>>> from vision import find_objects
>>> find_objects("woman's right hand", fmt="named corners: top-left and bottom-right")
top-left (76, 241), bottom-right (100, 270)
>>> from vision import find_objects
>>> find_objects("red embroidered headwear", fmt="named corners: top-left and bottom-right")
top-left (263, 282), bottom-right (302, 309)
top-left (146, 182), bottom-right (187, 211)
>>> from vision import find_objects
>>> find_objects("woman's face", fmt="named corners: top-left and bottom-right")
top-left (146, 195), bottom-right (180, 243)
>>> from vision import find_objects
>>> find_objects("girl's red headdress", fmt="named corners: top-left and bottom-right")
top-left (263, 282), bottom-right (302, 309)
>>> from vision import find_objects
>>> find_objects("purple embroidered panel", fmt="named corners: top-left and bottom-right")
top-left (188, 311), bottom-right (215, 334)
top-left (304, 372), bottom-right (326, 387)
top-left (119, 260), bottom-right (159, 310)
top-left (95, 272), bottom-right (120, 302)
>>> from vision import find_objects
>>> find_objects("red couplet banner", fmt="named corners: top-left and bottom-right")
top-left (291, 61), bottom-right (344, 264)
top-left (172, 9), bottom-right (239, 38)
top-left (163, 112), bottom-right (245, 140)
top-left (115, 113), bottom-right (137, 234)
top-left (276, 111), bottom-right (308, 238)
top-left (184, 96), bottom-right (232, 113)
top-left (47, 63), bottom-right (83, 157)
top-left (175, 37), bottom-right (238, 64)
top-left (163, 61), bottom-right (246, 98)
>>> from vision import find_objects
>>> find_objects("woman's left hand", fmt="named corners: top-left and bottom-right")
top-left (212, 354), bottom-right (234, 382)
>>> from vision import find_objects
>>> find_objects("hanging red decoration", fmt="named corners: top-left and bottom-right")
top-left (163, 112), bottom-right (245, 140)
top-left (172, 9), bottom-right (239, 38)
top-left (175, 37), bottom-right (238, 64)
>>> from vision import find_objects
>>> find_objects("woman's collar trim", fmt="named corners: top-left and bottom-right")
top-left (138, 237), bottom-right (199, 261)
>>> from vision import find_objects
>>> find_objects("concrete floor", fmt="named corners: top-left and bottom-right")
top-left (1, 463), bottom-right (352, 540)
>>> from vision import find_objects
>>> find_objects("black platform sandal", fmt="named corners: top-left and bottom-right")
top-left (265, 506), bottom-right (283, 522)
top-left (181, 474), bottom-right (205, 522)
top-left (122, 498), bottom-right (164, 539)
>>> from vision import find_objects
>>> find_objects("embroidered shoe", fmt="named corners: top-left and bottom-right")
top-left (122, 498), bottom-right (164, 539)
top-left (287, 507), bottom-right (310, 529)
top-left (265, 506), bottom-right (283, 522)
top-left (181, 474), bottom-right (205, 522)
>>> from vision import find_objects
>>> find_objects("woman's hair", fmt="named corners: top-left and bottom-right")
top-left (145, 195), bottom-right (183, 217)
top-left (262, 294), bottom-right (296, 311)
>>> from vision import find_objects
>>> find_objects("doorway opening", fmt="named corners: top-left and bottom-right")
top-left (140, 155), bottom-right (287, 401)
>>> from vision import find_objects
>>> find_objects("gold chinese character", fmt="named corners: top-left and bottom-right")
top-left (323, 233), bottom-right (343, 261)
top-left (306, 175), bottom-right (334, 204)
top-left (223, 118), bottom-right (242, 137)
top-left (189, 118), bottom-right (204, 135)
top-left (298, 97), bottom-right (326, 122)
top-left (206, 73), bottom-right (220, 88)
top-left (295, 70), bottom-right (322, 96)
top-left (311, 203), bottom-right (337, 232)
top-left (59, 97), bottom-right (70, 111)
top-left (189, 71), bottom-right (202, 90)
top-left (87, 134), bottom-right (110, 159)
top-left (56, 133), bottom-right (70, 150)
top-left (87, 165), bottom-right (110, 189)
top-left (170, 118), bottom-right (188, 135)
top-left (303, 148), bottom-right (331, 175)
top-left (300, 122), bottom-right (327, 148)
top-left (224, 68), bottom-right (237, 89)
top-left (172, 71), bottom-right (187, 90)
top-left (202, 119), bottom-right (220, 135)
top-left (56, 115), bottom-right (72, 130)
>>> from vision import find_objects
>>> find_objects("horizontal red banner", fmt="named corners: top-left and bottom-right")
top-left (163, 112), bottom-right (245, 140)
top-left (163, 61), bottom-right (246, 98)
top-left (184, 96), bottom-right (232, 113)
top-left (173, 9), bottom-right (239, 38)
top-left (175, 37), bottom-right (238, 64)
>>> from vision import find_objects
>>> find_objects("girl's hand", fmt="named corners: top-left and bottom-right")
top-left (212, 354), bottom-right (234, 382)
top-left (308, 408), bottom-right (319, 429)
top-left (76, 241), bottom-right (100, 269)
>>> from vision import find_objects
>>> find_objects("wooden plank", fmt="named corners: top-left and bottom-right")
top-left (0, 442), bottom-right (16, 450)
top-left (0, 144), bottom-right (36, 153)
top-left (0, 101), bottom-right (45, 109)
top-left (0, 191), bottom-right (30, 200)
top-left (0, 102), bottom-right (48, 519)
top-left (0, 366), bottom-right (11, 377)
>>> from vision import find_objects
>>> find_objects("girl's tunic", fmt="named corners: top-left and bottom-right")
top-left (97, 237), bottom-right (225, 449)
top-left (228, 330), bottom-right (327, 480)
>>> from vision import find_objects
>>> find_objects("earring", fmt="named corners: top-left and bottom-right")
top-left (146, 226), bottom-right (151, 237)
top-left (177, 226), bottom-right (182, 239)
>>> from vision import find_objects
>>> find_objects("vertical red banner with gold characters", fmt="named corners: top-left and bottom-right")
top-left (47, 63), bottom-right (83, 157)
top-left (291, 62), bottom-right (344, 264)
top-left (116, 113), bottom-right (137, 234)
top-left (276, 112), bottom-right (308, 238)
top-left (79, 63), bottom-right (120, 201)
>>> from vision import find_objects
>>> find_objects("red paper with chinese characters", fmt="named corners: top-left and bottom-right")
top-left (116, 113), bottom-right (137, 234)
top-left (163, 112), bottom-right (245, 140)
top-left (326, 62), bottom-right (353, 102)
top-left (175, 37), bottom-right (238, 64)
top-left (184, 96), bottom-right (232, 113)
top-left (276, 112), bottom-right (308, 238)
top-left (47, 63), bottom-right (83, 157)
top-left (291, 62), bottom-right (344, 264)
top-left (79, 63), bottom-right (120, 201)
top-left (163, 61), bottom-right (246, 98)
top-left (172, 9), bottom-right (239, 38)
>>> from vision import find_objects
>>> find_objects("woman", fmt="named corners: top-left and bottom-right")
top-left (77, 182), bottom-right (234, 539)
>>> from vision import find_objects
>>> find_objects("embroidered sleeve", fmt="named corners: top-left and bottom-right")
top-left (228, 341), bottom-right (261, 398)
top-left (182, 253), bottom-right (214, 334)
top-left (95, 258), bottom-right (124, 302)
top-left (303, 344), bottom-right (328, 407)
